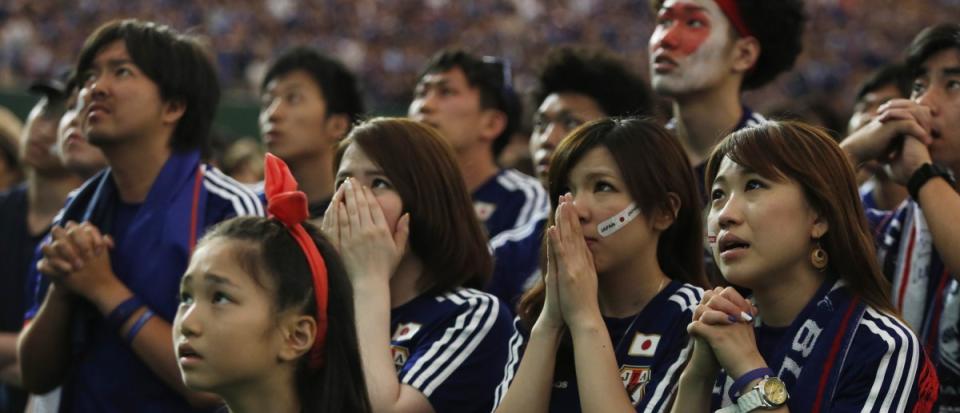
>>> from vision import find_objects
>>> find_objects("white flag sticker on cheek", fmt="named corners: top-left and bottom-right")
top-left (598, 202), bottom-right (640, 238)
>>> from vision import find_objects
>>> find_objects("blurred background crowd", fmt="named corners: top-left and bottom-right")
top-left (0, 0), bottom-right (958, 133)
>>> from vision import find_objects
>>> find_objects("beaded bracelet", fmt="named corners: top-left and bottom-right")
top-left (125, 309), bottom-right (155, 345)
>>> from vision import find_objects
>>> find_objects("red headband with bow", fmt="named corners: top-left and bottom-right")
top-left (264, 153), bottom-right (328, 369)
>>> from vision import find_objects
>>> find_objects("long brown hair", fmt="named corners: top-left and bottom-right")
top-left (518, 117), bottom-right (708, 328)
top-left (704, 120), bottom-right (895, 314)
top-left (335, 117), bottom-right (492, 293)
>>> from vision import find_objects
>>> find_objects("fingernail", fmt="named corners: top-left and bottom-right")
top-left (727, 315), bottom-right (738, 323)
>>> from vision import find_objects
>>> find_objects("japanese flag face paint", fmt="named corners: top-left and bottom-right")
top-left (598, 202), bottom-right (641, 238)
top-left (649, 0), bottom-right (734, 96)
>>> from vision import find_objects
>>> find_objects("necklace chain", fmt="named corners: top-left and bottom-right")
top-left (613, 277), bottom-right (669, 355)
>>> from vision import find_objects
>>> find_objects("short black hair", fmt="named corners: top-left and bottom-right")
top-left (262, 47), bottom-right (365, 127)
top-left (906, 23), bottom-right (960, 81)
top-left (533, 46), bottom-right (655, 118)
top-left (417, 49), bottom-right (521, 157)
top-left (854, 63), bottom-right (910, 104)
top-left (737, 0), bottom-right (806, 89)
top-left (76, 19), bottom-right (220, 154)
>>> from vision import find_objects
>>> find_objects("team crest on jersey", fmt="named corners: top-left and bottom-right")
top-left (390, 345), bottom-right (410, 372)
top-left (628, 333), bottom-right (661, 357)
top-left (620, 365), bottom-right (651, 406)
top-left (392, 322), bottom-right (422, 341)
top-left (474, 202), bottom-right (497, 222)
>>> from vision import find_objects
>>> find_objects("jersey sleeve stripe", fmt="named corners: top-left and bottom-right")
top-left (871, 309), bottom-right (920, 413)
top-left (419, 290), bottom-right (499, 396)
top-left (492, 318), bottom-right (526, 411)
top-left (205, 168), bottom-right (265, 216)
top-left (501, 172), bottom-right (536, 227)
top-left (203, 180), bottom-right (249, 217)
top-left (858, 309), bottom-right (919, 413)
top-left (401, 290), bottom-right (498, 396)
top-left (501, 170), bottom-right (548, 228)
top-left (489, 216), bottom-right (544, 249)
top-left (205, 169), bottom-right (255, 215)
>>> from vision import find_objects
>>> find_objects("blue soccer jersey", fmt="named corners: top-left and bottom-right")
top-left (868, 200), bottom-right (959, 410)
top-left (494, 281), bottom-right (703, 413)
top-left (710, 279), bottom-right (939, 412)
top-left (474, 169), bottom-right (549, 310)
top-left (23, 150), bottom-right (264, 413)
top-left (390, 287), bottom-right (516, 413)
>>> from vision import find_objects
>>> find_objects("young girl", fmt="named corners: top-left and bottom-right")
top-left (672, 121), bottom-right (939, 412)
top-left (493, 117), bottom-right (709, 412)
top-left (173, 154), bottom-right (371, 413)
top-left (321, 118), bottom-right (516, 413)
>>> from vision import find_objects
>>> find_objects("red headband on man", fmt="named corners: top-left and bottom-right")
top-left (715, 0), bottom-right (753, 39)
top-left (264, 153), bottom-right (328, 369)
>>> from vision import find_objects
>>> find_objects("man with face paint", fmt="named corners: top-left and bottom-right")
top-left (648, 0), bottom-right (805, 193)
top-left (843, 23), bottom-right (960, 410)
top-left (0, 77), bottom-right (83, 413)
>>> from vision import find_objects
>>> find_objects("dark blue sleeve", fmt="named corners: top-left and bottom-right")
top-left (397, 294), bottom-right (515, 413)
top-left (23, 234), bottom-right (51, 322)
top-left (487, 218), bottom-right (545, 311)
top-left (829, 311), bottom-right (935, 412)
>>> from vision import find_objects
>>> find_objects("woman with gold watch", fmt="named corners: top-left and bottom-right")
top-left (670, 121), bottom-right (939, 412)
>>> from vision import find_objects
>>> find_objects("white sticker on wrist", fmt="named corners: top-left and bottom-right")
top-left (598, 202), bottom-right (640, 238)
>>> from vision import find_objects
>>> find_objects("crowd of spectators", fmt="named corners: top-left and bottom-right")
top-left (0, 0), bottom-right (958, 121)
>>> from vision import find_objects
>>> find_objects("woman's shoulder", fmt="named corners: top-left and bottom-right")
top-left (851, 306), bottom-right (920, 358)
top-left (835, 306), bottom-right (938, 411)
top-left (422, 287), bottom-right (515, 326)
top-left (661, 282), bottom-right (704, 316)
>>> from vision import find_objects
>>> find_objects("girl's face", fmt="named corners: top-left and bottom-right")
top-left (173, 238), bottom-right (290, 392)
top-left (707, 157), bottom-right (827, 289)
top-left (561, 146), bottom-right (669, 274)
top-left (335, 143), bottom-right (404, 236)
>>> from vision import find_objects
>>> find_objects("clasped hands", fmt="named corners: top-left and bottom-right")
top-left (36, 221), bottom-right (118, 302)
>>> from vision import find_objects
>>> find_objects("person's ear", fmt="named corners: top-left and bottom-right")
top-left (653, 192), bottom-right (681, 231)
top-left (478, 109), bottom-right (507, 144)
top-left (161, 99), bottom-right (187, 125)
top-left (324, 113), bottom-right (350, 142)
top-left (277, 314), bottom-right (317, 363)
top-left (810, 214), bottom-right (829, 240)
top-left (731, 36), bottom-right (760, 74)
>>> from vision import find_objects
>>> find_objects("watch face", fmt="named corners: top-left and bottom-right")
top-left (762, 378), bottom-right (789, 405)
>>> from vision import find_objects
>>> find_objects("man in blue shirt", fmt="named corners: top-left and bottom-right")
top-left (409, 50), bottom-right (548, 311)
top-left (18, 19), bottom-right (263, 413)
top-left (842, 23), bottom-right (960, 410)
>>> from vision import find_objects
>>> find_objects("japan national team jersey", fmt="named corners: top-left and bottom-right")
top-left (493, 281), bottom-right (704, 413)
top-left (23, 150), bottom-right (264, 413)
top-left (474, 169), bottom-right (549, 310)
top-left (710, 279), bottom-right (939, 412)
top-left (391, 287), bottom-right (516, 413)
top-left (869, 200), bottom-right (960, 410)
